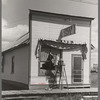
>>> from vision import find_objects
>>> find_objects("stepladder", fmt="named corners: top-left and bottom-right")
top-left (55, 64), bottom-right (68, 89)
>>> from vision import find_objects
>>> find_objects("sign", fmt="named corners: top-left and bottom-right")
top-left (58, 24), bottom-right (76, 40)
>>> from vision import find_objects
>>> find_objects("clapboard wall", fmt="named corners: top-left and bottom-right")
top-left (2, 45), bottom-right (29, 86)
top-left (29, 10), bottom-right (92, 87)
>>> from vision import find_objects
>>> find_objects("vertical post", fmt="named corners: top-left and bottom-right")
top-left (59, 49), bottom-right (63, 89)
top-left (28, 9), bottom-right (32, 89)
top-left (0, 0), bottom-right (1, 98)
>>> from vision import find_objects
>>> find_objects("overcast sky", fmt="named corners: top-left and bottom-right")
top-left (2, 0), bottom-right (98, 62)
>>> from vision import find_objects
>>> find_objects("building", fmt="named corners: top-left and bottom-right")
top-left (91, 48), bottom-right (98, 71)
top-left (2, 33), bottom-right (30, 89)
top-left (2, 10), bottom-right (94, 90)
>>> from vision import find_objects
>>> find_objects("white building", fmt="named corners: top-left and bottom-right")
top-left (2, 9), bottom-right (94, 90)
top-left (29, 10), bottom-right (94, 89)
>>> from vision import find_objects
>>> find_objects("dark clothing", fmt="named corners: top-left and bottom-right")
top-left (45, 70), bottom-right (57, 88)
top-left (41, 61), bottom-right (55, 70)
top-left (41, 53), bottom-right (55, 70)
top-left (41, 53), bottom-right (57, 88)
top-left (47, 53), bottom-right (53, 61)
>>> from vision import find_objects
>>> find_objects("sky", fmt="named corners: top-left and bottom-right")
top-left (2, 0), bottom-right (98, 64)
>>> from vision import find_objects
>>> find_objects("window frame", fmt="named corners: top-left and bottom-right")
top-left (38, 46), bottom-right (50, 76)
top-left (38, 46), bottom-right (60, 76)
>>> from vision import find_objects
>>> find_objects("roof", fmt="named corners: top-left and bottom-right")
top-left (2, 33), bottom-right (29, 52)
top-left (2, 33), bottom-right (95, 53)
top-left (29, 9), bottom-right (94, 21)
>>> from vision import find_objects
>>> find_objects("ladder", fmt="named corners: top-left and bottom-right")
top-left (55, 64), bottom-right (68, 90)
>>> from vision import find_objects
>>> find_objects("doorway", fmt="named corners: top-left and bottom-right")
top-left (72, 54), bottom-right (83, 84)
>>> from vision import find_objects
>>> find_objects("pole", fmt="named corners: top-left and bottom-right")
top-left (59, 49), bottom-right (63, 89)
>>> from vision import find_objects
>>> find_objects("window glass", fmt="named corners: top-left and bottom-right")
top-left (72, 54), bottom-right (83, 83)
top-left (39, 47), bottom-right (60, 76)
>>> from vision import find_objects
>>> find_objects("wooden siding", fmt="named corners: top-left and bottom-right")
top-left (2, 45), bottom-right (29, 85)
top-left (30, 13), bottom-right (91, 85)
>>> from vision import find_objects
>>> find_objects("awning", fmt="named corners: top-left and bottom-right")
top-left (40, 39), bottom-right (87, 50)
top-left (35, 39), bottom-right (88, 60)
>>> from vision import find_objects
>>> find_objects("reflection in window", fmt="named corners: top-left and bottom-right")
top-left (38, 46), bottom-right (60, 76)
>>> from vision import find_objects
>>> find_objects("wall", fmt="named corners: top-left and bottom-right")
top-left (30, 11), bottom-right (91, 86)
top-left (62, 24), bottom-right (90, 84)
top-left (63, 50), bottom-right (81, 84)
top-left (91, 51), bottom-right (98, 68)
top-left (2, 45), bottom-right (29, 85)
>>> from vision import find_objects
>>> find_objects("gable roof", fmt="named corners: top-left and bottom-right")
top-left (2, 33), bottom-right (29, 52)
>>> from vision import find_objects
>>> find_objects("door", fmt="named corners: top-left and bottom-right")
top-left (72, 54), bottom-right (83, 84)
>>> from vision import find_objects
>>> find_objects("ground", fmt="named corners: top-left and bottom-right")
top-left (2, 72), bottom-right (98, 99)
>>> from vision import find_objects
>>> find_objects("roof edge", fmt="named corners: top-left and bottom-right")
top-left (29, 9), bottom-right (94, 21)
